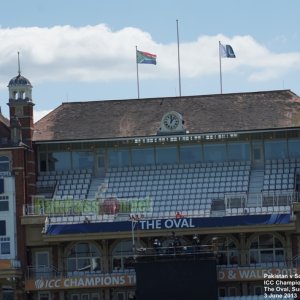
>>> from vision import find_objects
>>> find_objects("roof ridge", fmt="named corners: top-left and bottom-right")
top-left (60, 89), bottom-right (295, 105)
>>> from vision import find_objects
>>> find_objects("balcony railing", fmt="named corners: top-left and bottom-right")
top-left (0, 259), bottom-right (21, 269)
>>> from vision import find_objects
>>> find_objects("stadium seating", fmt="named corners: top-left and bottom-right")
top-left (37, 169), bottom-right (92, 200)
top-left (262, 159), bottom-right (296, 191)
top-left (101, 161), bottom-right (251, 218)
top-left (36, 159), bottom-right (298, 221)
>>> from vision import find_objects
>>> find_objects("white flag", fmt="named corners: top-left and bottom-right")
top-left (220, 43), bottom-right (236, 58)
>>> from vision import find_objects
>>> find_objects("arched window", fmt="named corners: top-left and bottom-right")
top-left (112, 240), bottom-right (135, 272)
top-left (0, 156), bottom-right (10, 172)
top-left (212, 237), bottom-right (239, 266)
top-left (66, 242), bottom-right (101, 274)
top-left (249, 234), bottom-right (284, 265)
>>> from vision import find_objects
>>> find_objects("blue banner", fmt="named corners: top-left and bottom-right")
top-left (45, 214), bottom-right (290, 235)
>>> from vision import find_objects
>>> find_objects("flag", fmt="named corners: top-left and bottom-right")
top-left (136, 50), bottom-right (157, 65)
top-left (220, 43), bottom-right (236, 58)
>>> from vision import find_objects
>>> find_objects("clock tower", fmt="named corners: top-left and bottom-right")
top-left (7, 60), bottom-right (35, 148)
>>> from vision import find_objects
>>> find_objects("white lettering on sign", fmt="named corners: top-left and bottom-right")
top-left (139, 218), bottom-right (195, 230)
top-left (33, 274), bottom-right (136, 290)
top-left (218, 268), bottom-right (299, 281)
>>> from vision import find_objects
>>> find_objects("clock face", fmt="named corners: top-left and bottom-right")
top-left (163, 113), bottom-right (180, 130)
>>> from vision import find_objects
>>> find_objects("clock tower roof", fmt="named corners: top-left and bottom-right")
top-left (8, 74), bottom-right (32, 87)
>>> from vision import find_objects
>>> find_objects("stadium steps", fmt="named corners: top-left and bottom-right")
top-left (87, 177), bottom-right (104, 199)
top-left (247, 169), bottom-right (264, 207)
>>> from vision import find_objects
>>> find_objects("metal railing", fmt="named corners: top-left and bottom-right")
top-left (23, 191), bottom-right (299, 225)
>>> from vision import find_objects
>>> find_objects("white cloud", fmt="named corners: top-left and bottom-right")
top-left (34, 109), bottom-right (53, 122)
top-left (0, 24), bottom-right (300, 88)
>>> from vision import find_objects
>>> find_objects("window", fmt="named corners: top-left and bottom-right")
top-left (288, 139), bottom-right (300, 158)
top-left (66, 242), bottom-right (101, 273)
top-left (0, 220), bottom-right (6, 235)
top-left (91, 294), bottom-right (100, 300)
top-left (0, 196), bottom-right (9, 211)
top-left (35, 251), bottom-right (50, 278)
top-left (218, 287), bottom-right (226, 297)
top-left (72, 151), bottom-right (94, 169)
top-left (108, 149), bottom-right (130, 167)
top-left (156, 146), bottom-right (177, 164)
top-left (3, 290), bottom-right (14, 300)
top-left (38, 292), bottom-right (51, 300)
top-left (0, 156), bottom-right (9, 172)
top-left (132, 148), bottom-right (155, 166)
top-left (48, 152), bottom-right (71, 171)
top-left (39, 153), bottom-right (47, 172)
top-left (117, 292), bottom-right (125, 300)
top-left (203, 143), bottom-right (226, 162)
top-left (249, 234), bottom-right (284, 265)
top-left (227, 142), bottom-right (250, 161)
top-left (112, 240), bottom-right (135, 272)
top-left (228, 287), bottom-right (237, 297)
top-left (254, 286), bottom-right (263, 295)
top-left (179, 145), bottom-right (202, 163)
top-left (0, 237), bottom-right (10, 255)
top-left (265, 140), bottom-right (288, 160)
top-left (1, 221), bottom-right (11, 255)
top-left (69, 293), bottom-right (99, 300)
top-left (0, 179), bottom-right (4, 194)
top-left (212, 237), bottom-right (239, 266)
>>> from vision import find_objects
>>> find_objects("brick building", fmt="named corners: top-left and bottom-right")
top-left (2, 70), bottom-right (300, 300)
top-left (0, 71), bottom-right (36, 300)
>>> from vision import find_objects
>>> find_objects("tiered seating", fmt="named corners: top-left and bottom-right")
top-left (37, 169), bottom-right (92, 200)
top-left (263, 159), bottom-right (295, 191)
top-left (101, 161), bottom-right (251, 218)
top-left (36, 174), bottom-right (57, 198)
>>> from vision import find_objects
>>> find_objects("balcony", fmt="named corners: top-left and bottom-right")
top-left (0, 259), bottom-right (22, 279)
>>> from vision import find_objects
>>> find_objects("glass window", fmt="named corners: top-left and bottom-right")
top-left (213, 237), bottom-right (239, 266)
top-left (1, 241), bottom-right (10, 255)
top-left (227, 142), bottom-right (250, 161)
top-left (72, 151), bottom-right (94, 170)
top-left (249, 234), bottom-right (284, 265)
top-left (288, 139), bottom-right (300, 158)
top-left (203, 144), bottom-right (226, 162)
top-left (112, 240), bottom-right (135, 272)
top-left (0, 156), bottom-right (9, 172)
top-left (48, 152), bottom-right (71, 171)
top-left (0, 179), bottom-right (3, 194)
top-left (108, 148), bottom-right (130, 167)
top-left (132, 148), bottom-right (155, 165)
top-left (265, 140), bottom-right (287, 160)
top-left (3, 291), bottom-right (14, 300)
top-left (0, 196), bottom-right (9, 211)
top-left (39, 153), bottom-right (47, 172)
top-left (179, 145), bottom-right (202, 163)
top-left (0, 237), bottom-right (10, 255)
top-left (38, 292), bottom-right (51, 300)
top-left (0, 220), bottom-right (6, 235)
top-left (156, 146), bottom-right (177, 164)
top-left (66, 242), bottom-right (101, 274)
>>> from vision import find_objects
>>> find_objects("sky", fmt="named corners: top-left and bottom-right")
top-left (0, 0), bottom-right (300, 121)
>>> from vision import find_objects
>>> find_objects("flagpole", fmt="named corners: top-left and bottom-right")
top-left (176, 19), bottom-right (182, 97)
top-left (136, 46), bottom-right (140, 99)
top-left (219, 41), bottom-right (223, 94)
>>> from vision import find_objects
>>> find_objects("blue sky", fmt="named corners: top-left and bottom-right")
top-left (0, 0), bottom-right (300, 120)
